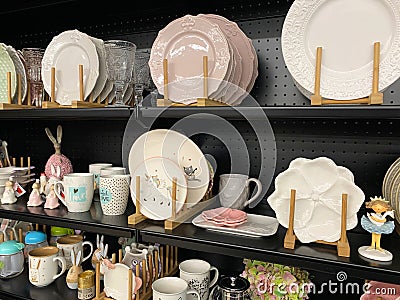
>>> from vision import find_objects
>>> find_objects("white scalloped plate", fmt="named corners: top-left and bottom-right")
top-left (267, 157), bottom-right (365, 243)
top-left (4, 45), bottom-right (27, 104)
top-left (149, 14), bottom-right (230, 104)
top-left (87, 36), bottom-right (107, 102)
top-left (42, 29), bottom-right (99, 105)
top-left (282, 0), bottom-right (400, 100)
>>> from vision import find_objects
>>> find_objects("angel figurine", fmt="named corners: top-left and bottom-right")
top-left (27, 179), bottom-right (43, 207)
top-left (44, 184), bottom-right (60, 209)
top-left (358, 196), bottom-right (395, 262)
top-left (1, 179), bottom-right (17, 204)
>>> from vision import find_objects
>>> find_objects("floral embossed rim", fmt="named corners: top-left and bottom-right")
top-left (281, 0), bottom-right (400, 100)
top-left (149, 14), bottom-right (230, 103)
top-left (41, 29), bottom-right (99, 105)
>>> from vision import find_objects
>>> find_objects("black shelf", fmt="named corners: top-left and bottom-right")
top-left (0, 196), bottom-right (135, 238)
top-left (139, 105), bottom-right (400, 119)
top-left (0, 267), bottom-right (77, 300)
top-left (136, 219), bottom-right (400, 285)
top-left (0, 107), bottom-right (131, 120)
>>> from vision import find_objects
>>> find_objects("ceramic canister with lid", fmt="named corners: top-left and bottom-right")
top-left (0, 240), bottom-right (25, 278)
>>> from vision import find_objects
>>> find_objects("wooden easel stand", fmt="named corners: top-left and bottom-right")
top-left (283, 189), bottom-right (350, 257)
top-left (0, 72), bottom-right (34, 109)
top-left (128, 175), bottom-right (214, 230)
top-left (311, 42), bottom-right (383, 106)
top-left (42, 65), bottom-right (107, 109)
top-left (156, 56), bottom-right (228, 107)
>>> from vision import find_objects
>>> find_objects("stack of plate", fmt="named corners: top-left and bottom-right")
top-left (41, 29), bottom-right (132, 106)
top-left (0, 43), bottom-right (27, 105)
top-left (149, 14), bottom-right (258, 106)
top-left (282, 0), bottom-right (400, 101)
top-left (128, 129), bottom-right (211, 220)
top-left (382, 157), bottom-right (400, 224)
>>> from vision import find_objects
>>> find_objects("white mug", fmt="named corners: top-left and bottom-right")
top-left (100, 167), bottom-right (126, 176)
top-left (56, 234), bottom-right (94, 269)
top-left (179, 259), bottom-right (219, 300)
top-left (99, 174), bottom-right (131, 215)
top-left (218, 174), bottom-right (262, 210)
top-left (28, 246), bottom-right (66, 287)
top-left (153, 277), bottom-right (200, 300)
top-left (54, 173), bottom-right (94, 212)
top-left (89, 163), bottom-right (113, 192)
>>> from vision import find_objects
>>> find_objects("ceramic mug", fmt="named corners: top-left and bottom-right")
top-left (100, 167), bottom-right (126, 176)
top-left (28, 246), bottom-right (66, 287)
top-left (56, 235), bottom-right (94, 269)
top-left (54, 173), bottom-right (94, 212)
top-left (152, 277), bottom-right (200, 300)
top-left (218, 173), bottom-right (262, 210)
top-left (99, 174), bottom-right (131, 215)
top-left (89, 163), bottom-right (113, 193)
top-left (179, 259), bottom-right (219, 300)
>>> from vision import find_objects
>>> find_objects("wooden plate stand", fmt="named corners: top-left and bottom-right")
top-left (311, 42), bottom-right (383, 106)
top-left (92, 245), bottom-right (179, 300)
top-left (42, 65), bottom-right (107, 109)
top-left (156, 56), bottom-right (228, 107)
top-left (283, 189), bottom-right (350, 258)
top-left (0, 72), bottom-right (34, 109)
top-left (128, 176), bottom-right (214, 230)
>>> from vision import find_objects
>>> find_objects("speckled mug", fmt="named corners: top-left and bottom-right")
top-left (99, 174), bottom-right (131, 215)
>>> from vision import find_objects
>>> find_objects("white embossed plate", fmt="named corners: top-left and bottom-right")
top-left (131, 157), bottom-right (187, 220)
top-left (87, 36), bottom-right (107, 102)
top-left (149, 14), bottom-right (230, 104)
top-left (0, 44), bottom-right (16, 103)
top-left (128, 129), bottom-right (210, 207)
top-left (282, 0), bottom-right (400, 100)
top-left (104, 263), bottom-right (137, 300)
top-left (267, 157), bottom-right (365, 243)
top-left (4, 45), bottom-right (27, 104)
top-left (192, 213), bottom-right (279, 237)
top-left (42, 29), bottom-right (99, 105)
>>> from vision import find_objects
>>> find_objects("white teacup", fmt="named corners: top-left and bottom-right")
top-left (28, 246), bottom-right (66, 287)
top-left (89, 163), bottom-right (113, 192)
top-left (218, 173), bottom-right (262, 210)
top-left (152, 277), bottom-right (200, 300)
top-left (54, 173), bottom-right (94, 212)
top-left (56, 234), bottom-right (94, 269)
top-left (179, 259), bottom-right (219, 300)
top-left (99, 174), bottom-right (131, 215)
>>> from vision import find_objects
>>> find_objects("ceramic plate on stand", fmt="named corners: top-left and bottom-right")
top-left (149, 14), bottom-right (230, 104)
top-left (87, 36), bottom-right (107, 102)
top-left (128, 129), bottom-right (210, 207)
top-left (4, 44), bottom-right (27, 104)
top-left (0, 44), bottom-right (16, 103)
top-left (130, 157), bottom-right (187, 220)
top-left (42, 29), bottom-right (99, 105)
top-left (104, 263), bottom-right (137, 300)
top-left (282, 0), bottom-right (400, 100)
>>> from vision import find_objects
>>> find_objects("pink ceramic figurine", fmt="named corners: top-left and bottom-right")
top-left (44, 184), bottom-right (60, 209)
top-left (27, 179), bottom-right (42, 207)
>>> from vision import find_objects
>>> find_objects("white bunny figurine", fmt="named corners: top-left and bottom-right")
top-left (66, 250), bottom-right (83, 289)
top-left (92, 234), bottom-right (104, 269)
top-left (44, 164), bottom-right (61, 196)
top-left (98, 243), bottom-right (109, 277)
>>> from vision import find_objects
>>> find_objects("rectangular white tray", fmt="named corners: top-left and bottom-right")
top-left (192, 213), bottom-right (279, 237)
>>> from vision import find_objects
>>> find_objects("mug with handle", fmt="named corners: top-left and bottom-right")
top-left (152, 276), bottom-right (200, 300)
top-left (218, 173), bottom-right (262, 210)
top-left (28, 246), bottom-right (67, 287)
top-left (179, 259), bottom-right (219, 300)
top-left (54, 173), bottom-right (94, 212)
